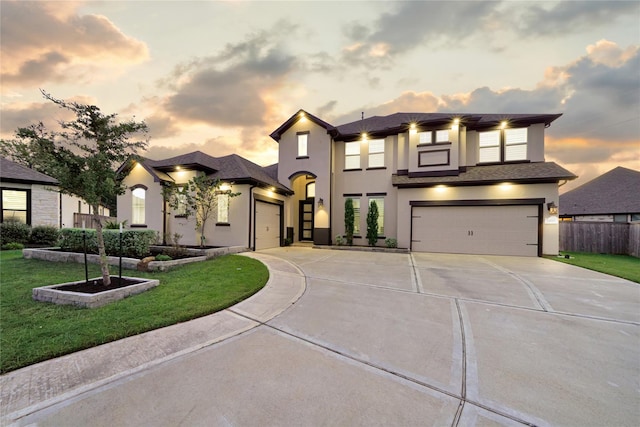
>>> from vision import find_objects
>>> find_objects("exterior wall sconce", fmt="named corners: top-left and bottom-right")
top-left (317, 198), bottom-right (324, 208)
top-left (547, 202), bottom-right (558, 215)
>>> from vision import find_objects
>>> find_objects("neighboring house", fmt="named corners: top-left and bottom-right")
top-left (560, 166), bottom-right (640, 223)
top-left (270, 110), bottom-right (576, 256)
top-left (116, 152), bottom-right (292, 249)
top-left (0, 157), bottom-right (110, 228)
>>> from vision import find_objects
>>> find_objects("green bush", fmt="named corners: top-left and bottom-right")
top-left (30, 226), bottom-right (59, 246)
top-left (385, 238), bottom-right (397, 248)
top-left (2, 242), bottom-right (25, 250)
top-left (58, 228), bottom-right (158, 258)
top-left (155, 254), bottom-right (172, 261)
top-left (0, 221), bottom-right (31, 246)
top-left (345, 198), bottom-right (354, 246)
top-left (366, 200), bottom-right (379, 246)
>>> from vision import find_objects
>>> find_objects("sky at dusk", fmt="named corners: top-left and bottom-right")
top-left (1, 0), bottom-right (639, 192)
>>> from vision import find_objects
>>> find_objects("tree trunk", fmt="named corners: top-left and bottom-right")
top-left (93, 205), bottom-right (111, 286)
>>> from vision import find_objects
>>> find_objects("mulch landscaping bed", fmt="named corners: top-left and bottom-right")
top-left (55, 277), bottom-right (144, 294)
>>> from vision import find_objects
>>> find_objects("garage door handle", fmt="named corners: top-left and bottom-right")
top-left (468, 230), bottom-right (474, 236)
top-left (266, 226), bottom-right (269, 231)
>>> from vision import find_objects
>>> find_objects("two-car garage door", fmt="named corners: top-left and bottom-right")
top-left (411, 204), bottom-right (540, 257)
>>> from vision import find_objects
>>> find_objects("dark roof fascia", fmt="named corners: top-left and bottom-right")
top-left (270, 109), bottom-right (337, 142)
top-left (393, 176), bottom-right (568, 189)
top-left (0, 177), bottom-right (60, 186)
top-left (210, 176), bottom-right (294, 195)
top-left (466, 114), bottom-right (563, 131)
top-left (334, 113), bottom-right (563, 141)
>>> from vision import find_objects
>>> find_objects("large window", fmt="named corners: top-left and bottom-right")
top-left (131, 187), bottom-right (146, 224)
top-left (345, 141), bottom-right (360, 169)
top-left (352, 198), bottom-right (361, 235)
top-left (504, 128), bottom-right (528, 161)
top-left (478, 130), bottom-right (501, 163)
top-left (368, 139), bottom-right (385, 168)
top-left (297, 132), bottom-right (308, 157)
top-left (369, 197), bottom-right (384, 235)
top-left (1, 189), bottom-right (28, 224)
top-left (175, 187), bottom-right (187, 216)
top-left (419, 129), bottom-right (449, 144)
top-left (479, 127), bottom-right (528, 163)
top-left (217, 193), bottom-right (229, 223)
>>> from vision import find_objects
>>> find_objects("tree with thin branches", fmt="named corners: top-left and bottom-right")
top-left (0, 90), bottom-right (148, 286)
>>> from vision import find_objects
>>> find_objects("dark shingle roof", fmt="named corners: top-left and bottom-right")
top-left (392, 162), bottom-right (577, 188)
top-left (336, 112), bottom-right (563, 140)
top-left (560, 167), bottom-right (640, 216)
top-left (270, 109), bottom-right (336, 141)
top-left (130, 152), bottom-right (292, 194)
top-left (0, 157), bottom-right (58, 185)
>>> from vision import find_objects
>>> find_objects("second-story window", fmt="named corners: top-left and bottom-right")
top-left (297, 132), bottom-right (308, 157)
top-left (478, 127), bottom-right (528, 163)
top-left (504, 128), bottom-right (527, 161)
top-left (368, 139), bottom-right (385, 168)
top-left (345, 141), bottom-right (360, 169)
top-left (478, 130), bottom-right (501, 163)
top-left (419, 130), bottom-right (449, 144)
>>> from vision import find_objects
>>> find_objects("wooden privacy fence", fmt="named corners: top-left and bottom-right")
top-left (73, 213), bottom-right (116, 229)
top-left (560, 222), bottom-right (640, 257)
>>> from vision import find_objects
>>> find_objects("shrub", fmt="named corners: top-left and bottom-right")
top-left (366, 200), bottom-right (379, 246)
top-left (0, 221), bottom-right (31, 246)
top-left (335, 235), bottom-right (344, 246)
top-left (344, 198), bottom-right (354, 246)
top-left (59, 228), bottom-right (158, 258)
top-left (104, 219), bottom-right (128, 230)
top-left (385, 238), bottom-right (397, 248)
top-left (155, 254), bottom-right (172, 261)
top-left (30, 226), bottom-right (59, 246)
top-left (2, 242), bottom-right (25, 250)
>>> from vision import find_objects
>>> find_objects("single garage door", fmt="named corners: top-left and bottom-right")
top-left (255, 201), bottom-right (281, 250)
top-left (411, 205), bottom-right (539, 256)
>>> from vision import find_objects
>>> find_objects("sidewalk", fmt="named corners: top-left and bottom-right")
top-left (0, 252), bottom-right (306, 426)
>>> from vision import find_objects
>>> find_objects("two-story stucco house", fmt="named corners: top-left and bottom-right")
top-left (271, 110), bottom-right (577, 256)
top-left (117, 110), bottom-right (576, 256)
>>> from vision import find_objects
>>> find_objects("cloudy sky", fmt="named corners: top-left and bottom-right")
top-left (1, 0), bottom-right (639, 192)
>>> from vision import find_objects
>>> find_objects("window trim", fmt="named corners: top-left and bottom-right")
top-left (297, 131), bottom-right (309, 158)
top-left (478, 127), bottom-right (529, 164)
top-left (216, 191), bottom-right (230, 224)
top-left (368, 196), bottom-right (385, 235)
top-left (367, 138), bottom-right (385, 168)
top-left (344, 141), bottom-right (361, 170)
top-left (131, 186), bottom-right (146, 225)
top-left (418, 129), bottom-right (451, 145)
top-left (1, 187), bottom-right (31, 225)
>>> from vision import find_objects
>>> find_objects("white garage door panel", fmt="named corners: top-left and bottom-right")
top-left (412, 205), bottom-right (539, 256)
top-left (255, 201), bottom-right (280, 250)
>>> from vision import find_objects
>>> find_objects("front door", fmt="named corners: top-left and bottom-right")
top-left (299, 199), bottom-right (314, 241)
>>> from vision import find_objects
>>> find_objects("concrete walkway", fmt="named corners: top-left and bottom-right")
top-left (2, 248), bottom-right (639, 426)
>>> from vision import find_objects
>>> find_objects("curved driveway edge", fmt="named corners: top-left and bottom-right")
top-left (0, 253), bottom-right (305, 425)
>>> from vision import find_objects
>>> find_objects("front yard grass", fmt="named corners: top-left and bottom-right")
top-left (548, 252), bottom-right (640, 283)
top-left (0, 250), bottom-right (268, 374)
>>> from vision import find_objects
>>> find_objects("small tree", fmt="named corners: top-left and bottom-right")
top-left (164, 175), bottom-right (239, 247)
top-left (366, 200), bottom-right (379, 246)
top-left (344, 198), bottom-right (354, 246)
top-left (0, 90), bottom-right (148, 286)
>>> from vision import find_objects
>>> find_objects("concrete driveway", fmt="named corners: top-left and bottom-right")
top-left (3, 247), bottom-right (639, 426)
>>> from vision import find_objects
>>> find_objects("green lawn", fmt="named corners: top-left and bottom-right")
top-left (0, 250), bottom-right (268, 373)
top-left (548, 252), bottom-right (640, 283)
